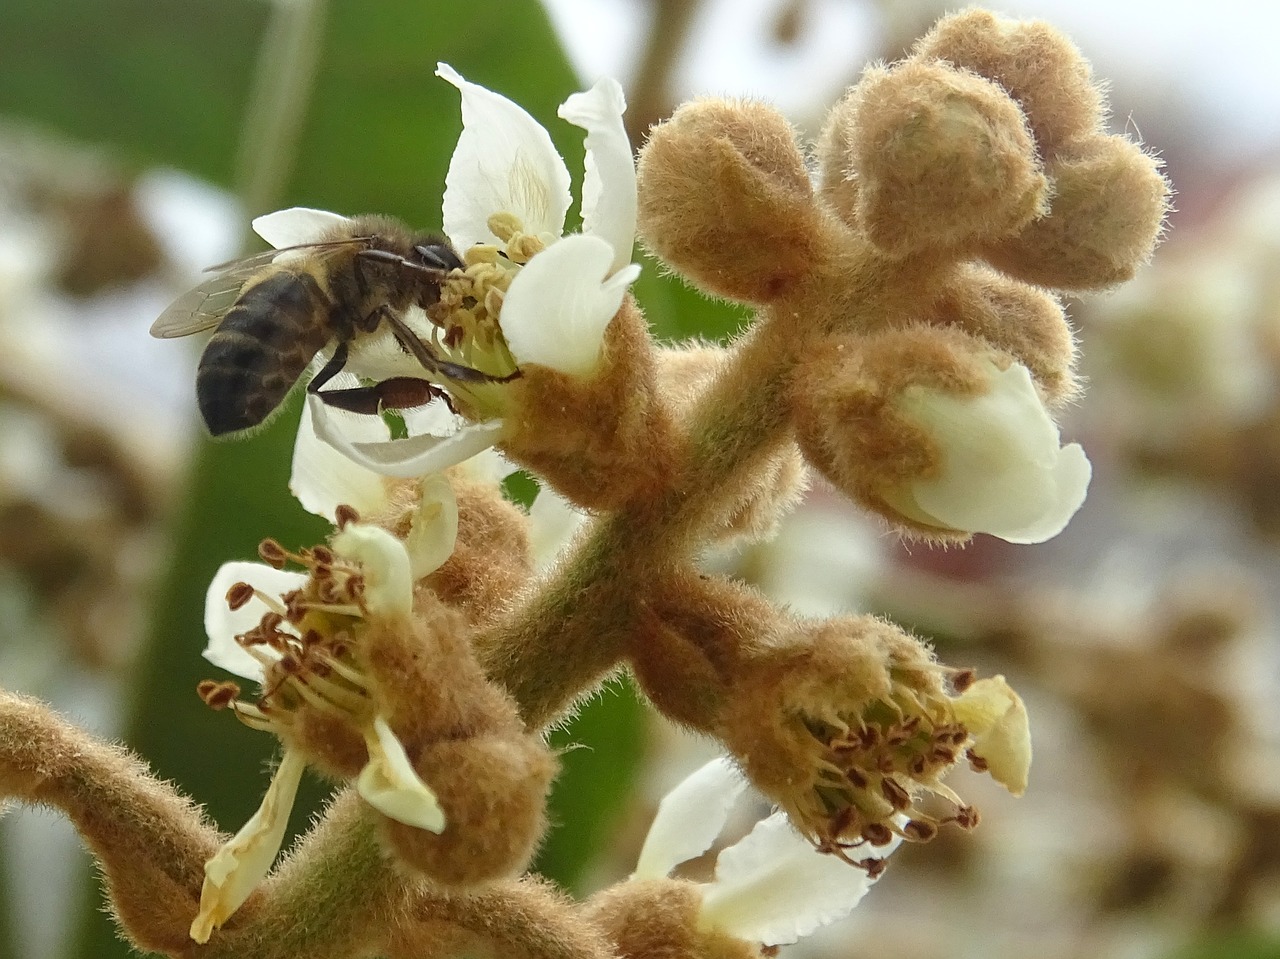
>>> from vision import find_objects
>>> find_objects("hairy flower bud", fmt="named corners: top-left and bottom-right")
top-left (824, 60), bottom-right (1048, 256)
top-left (982, 136), bottom-right (1170, 290)
top-left (930, 264), bottom-right (1078, 405)
top-left (913, 9), bottom-right (1105, 154)
top-left (637, 98), bottom-right (820, 303)
top-left (792, 327), bottom-right (1088, 543)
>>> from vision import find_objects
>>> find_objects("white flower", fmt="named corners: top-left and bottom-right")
top-left (193, 482), bottom-right (455, 940)
top-left (257, 66), bottom-right (640, 477)
top-left (885, 360), bottom-right (1091, 543)
top-left (634, 758), bottom-right (899, 947)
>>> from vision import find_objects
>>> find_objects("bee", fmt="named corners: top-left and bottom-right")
top-left (152, 214), bottom-right (500, 437)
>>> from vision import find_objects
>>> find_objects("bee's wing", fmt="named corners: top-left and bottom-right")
top-left (149, 236), bottom-right (376, 339)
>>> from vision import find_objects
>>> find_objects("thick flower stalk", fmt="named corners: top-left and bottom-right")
top-left (0, 11), bottom-right (1168, 959)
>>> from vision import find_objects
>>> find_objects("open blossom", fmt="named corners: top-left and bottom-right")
top-left (632, 757), bottom-right (900, 946)
top-left (254, 65), bottom-right (640, 478)
top-left (190, 477), bottom-right (457, 942)
top-left (885, 359), bottom-right (1091, 543)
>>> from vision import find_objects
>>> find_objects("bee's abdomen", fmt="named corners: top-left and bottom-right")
top-left (197, 270), bottom-right (331, 436)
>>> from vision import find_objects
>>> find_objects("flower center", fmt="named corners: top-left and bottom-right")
top-left (786, 672), bottom-right (982, 864)
top-left (418, 212), bottom-right (547, 418)
top-left (198, 534), bottom-right (380, 735)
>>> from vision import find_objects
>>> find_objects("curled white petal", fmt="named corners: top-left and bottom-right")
top-left (437, 63), bottom-right (571, 250)
top-left (203, 562), bottom-right (304, 682)
top-left (699, 812), bottom-right (899, 946)
top-left (633, 757), bottom-right (746, 880)
top-left (251, 207), bottom-right (352, 248)
top-left (190, 750), bottom-right (306, 943)
top-left (406, 474), bottom-right (459, 580)
top-left (558, 77), bottom-right (636, 273)
top-left (501, 234), bottom-right (640, 377)
top-left (952, 675), bottom-right (1032, 796)
top-left (528, 484), bottom-right (588, 569)
top-left (308, 391), bottom-right (504, 479)
top-left (290, 400), bottom-right (390, 522)
top-left (357, 716), bottom-right (446, 832)
top-left (891, 362), bottom-right (1092, 543)
top-left (330, 524), bottom-right (413, 621)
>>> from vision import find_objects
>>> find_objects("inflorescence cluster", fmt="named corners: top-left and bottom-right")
top-left (0, 11), bottom-right (1167, 958)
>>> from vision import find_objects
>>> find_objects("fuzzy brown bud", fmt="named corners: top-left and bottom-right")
top-left (502, 297), bottom-right (678, 510)
top-left (913, 9), bottom-right (1105, 154)
top-left (930, 264), bottom-right (1078, 405)
top-left (637, 98), bottom-right (820, 304)
top-left (824, 60), bottom-right (1048, 255)
top-left (982, 136), bottom-right (1170, 290)
top-left (790, 326), bottom-right (991, 541)
top-left (586, 879), bottom-right (762, 959)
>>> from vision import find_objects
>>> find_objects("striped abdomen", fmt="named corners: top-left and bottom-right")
top-left (196, 270), bottom-right (333, 436)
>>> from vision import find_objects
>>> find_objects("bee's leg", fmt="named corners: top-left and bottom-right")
top-left (307, 341), bottom-right (350, 393)
top-left (316, 377), bottom-right (448, 415)
top-left (384, 311), bottom-right (522, 385)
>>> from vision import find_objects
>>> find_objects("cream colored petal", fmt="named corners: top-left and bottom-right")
top-left (699, 812), bottom-right (899, 946)
top-left (558, 76), bottom-right (636, 273)
top-left (189, 750), bottom-right (306, 943)
top-left (633, 757), bottom-right (746, 880)
top-left (406, 473), bottom-right (459, 580)
top-left (290, 399), bottom-right (391, 522)
top-left (330, 524), bottom-right (412, 621)
top-left (357, 716), bottom-right (446, 832)
top-left (203, 562), bottom-right (303, 682)
top-left (437, 63), bottom-right (571, 249)
top-left (501, 234), bottom-right (640, 377)
top-left (528, 484), bottom-right (588, 569)
top-left (251, 207), bottom-right (352, 248)
top-left (308, 391), bottom-right (505, 479)
top-left (897, 362), bottom-right (1091, 543)
top-left (952, 675), bottom-right (1032, 796)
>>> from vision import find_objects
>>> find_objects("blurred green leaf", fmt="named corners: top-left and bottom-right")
top-left (1169, 933), bottom-right (1280, 959)
top-left (533, 679), bottom-right (647, 894)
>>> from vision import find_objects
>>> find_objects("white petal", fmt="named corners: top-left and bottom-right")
top-left (189, 750), bottom-right (306, 943)
top-left (357, 716), bottom-right (446, 832)
top-left (437, 63), bottom-right (571, 249)
top-left (501, 234), bottom-right (640, 377)
top-left (897, 362), bottom-right (1092, 544)
top-left (330, 524), bottom-right (412, 621)
top-left (290, 401), bottom-right (391, 522)
top-left (633, 757), bottom-right (746, 880)
top-left (699, 813), bottom-right (899, 946)
top-left (558, 77), bottom-right (636, 273)
top-left (952, 675), bottom-right (1032, 796)
top-left (528, 485), bottom-right (587, 569)
top-left (454, 447), bottom-right (522, 485)
top-left (251, 207), bottom-right (352, 248)
top-left (406, 474), bottom-right (459, 580)
top-left (401, 398), bottom-right (466, 437)
top-left (308, 391), bottom-right (504, 479)
top-left (203, 562), bottom-right (304, 682)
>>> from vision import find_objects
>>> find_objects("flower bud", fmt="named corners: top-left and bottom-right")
top-left (913, 9), bottom-right (1105, 154)
top-left (931, 264), bottom-right (1078, 405)
top-left (586, 880), bottom-right (762, 959)
top-left (792, 328), bottom-right (1089, 543)
top-left (637, 98), bottom-right (820, 303)
top-left (502, 297), bottom-right (679, 510)
top-left (829, 60), bottom-right (1048, 256)
top-left (982, 136), bottom-right (1170, 290)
